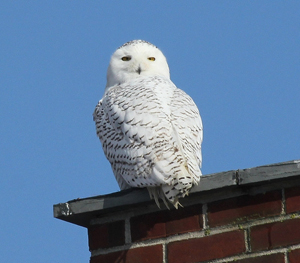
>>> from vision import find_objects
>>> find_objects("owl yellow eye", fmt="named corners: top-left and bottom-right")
top-left (121, 56), bottom-right (131, 61)
top-left (148, 57), bottom-right (155, 61)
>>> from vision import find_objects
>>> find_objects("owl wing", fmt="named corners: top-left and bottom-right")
top-left (169, 87), bottom-right (203, 182)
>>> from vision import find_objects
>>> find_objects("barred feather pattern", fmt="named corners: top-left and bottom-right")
top-left (93, 75), bottom-right (203, 208)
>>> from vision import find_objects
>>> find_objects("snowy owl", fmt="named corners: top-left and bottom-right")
top-left (93, 40), bottom-right (203, 209)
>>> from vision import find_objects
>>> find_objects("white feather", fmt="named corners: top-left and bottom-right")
top-left (93, 40), bottom-right (203, 208)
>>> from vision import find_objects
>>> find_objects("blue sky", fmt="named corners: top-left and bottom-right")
top-left (1, 1), bottom-right (299, 262)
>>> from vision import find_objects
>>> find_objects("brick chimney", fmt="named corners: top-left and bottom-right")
top-left (54, 160), bottom-right (300, 263)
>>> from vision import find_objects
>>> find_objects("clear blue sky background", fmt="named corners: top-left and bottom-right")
top-left (1, 1), bottom-right (299, 262)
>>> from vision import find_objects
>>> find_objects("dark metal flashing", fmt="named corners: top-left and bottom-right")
top-left (53, 160), bottom-right (300, 227)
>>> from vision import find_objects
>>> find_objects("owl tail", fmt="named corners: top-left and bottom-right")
top-left (147, 187), bottom-right (170, 209)
top-left (147, 185), bottom-right (185, 209)
top-left (147, 153), bottom-right (201, 209)
top-left (146, 174), bottom-right (191, 210)
top-left (163, 160), bottom-right (200, 209)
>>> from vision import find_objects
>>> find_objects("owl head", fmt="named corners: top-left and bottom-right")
top-left (106, 40), bottom-right (170, 88)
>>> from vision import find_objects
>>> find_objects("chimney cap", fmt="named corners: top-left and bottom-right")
top-left (53, 160), bottom-right (300, 227)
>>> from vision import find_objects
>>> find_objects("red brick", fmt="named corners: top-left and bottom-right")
top-left (88, 221), bottom-right (124, 250)
top-left (130, 212), bottom-right (166, 242)
top-left (131, 204), bottom-right (202, 242)
top-left (251, 218), bottom-right (300, 251)
top-left (289, 248), bottom-right (300, 263)
top-left (90, 245), bottom-right (163, 263)
top-left (166, 204), bottom-right (203, 236)
top-left (208, 191), bottom-right (282, 227)
top-left (285, 186), bottom-right (300, 213)
top-left (234, 253), bottom-right (284, 263)
top-left (168, 230), bottom-right (245, 262)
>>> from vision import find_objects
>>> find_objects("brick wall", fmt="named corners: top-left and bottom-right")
top-left (88, 185), bottom-right (300, 263)
top-left (53, 161), bottom-right (300, 263)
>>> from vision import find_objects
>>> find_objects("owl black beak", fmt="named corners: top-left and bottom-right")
top-left (136, 66), bottom-right (142, 74)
